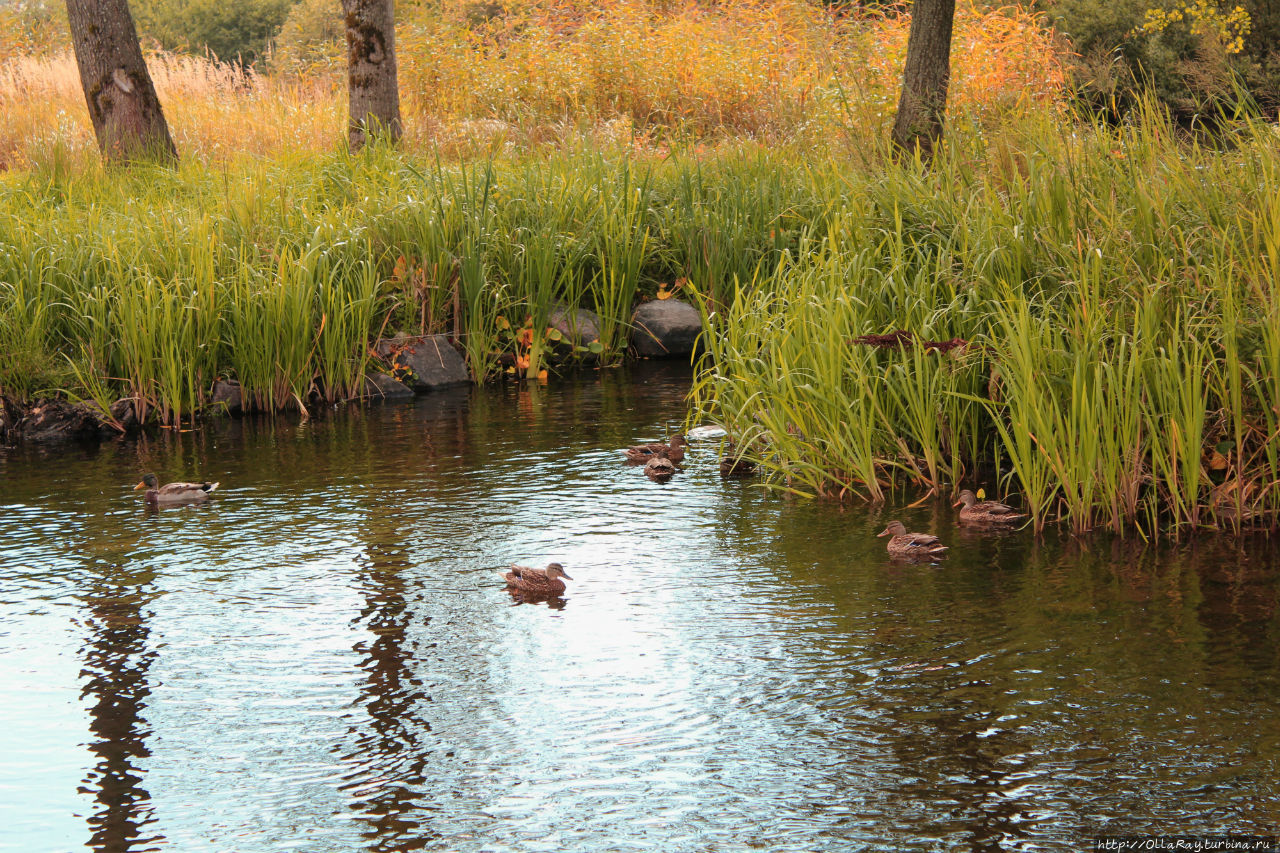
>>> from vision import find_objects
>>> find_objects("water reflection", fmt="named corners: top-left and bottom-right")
top-left (0, 363), bottom-right (1278, 852)
top-left (76, 563), bottom-right (161, 852)
top-left (343, 539), bottom-right (437, 851)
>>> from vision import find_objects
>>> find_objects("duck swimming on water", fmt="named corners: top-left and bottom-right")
top-left (953, 489), bottom-right (1026, 524)
top-left (624, 435), bottom-right (687, 464)
top-left (133, 473), bottom-right (219, 505)
top-left (644, 455), bottom-right (676, 481)
top-left (877, 521), bottom-right (948, 558)
top-left (500, 562), bottom-right (573, 596)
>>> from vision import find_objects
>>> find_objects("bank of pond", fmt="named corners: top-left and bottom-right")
top-left (3, 113), bottom-right (1280, 538)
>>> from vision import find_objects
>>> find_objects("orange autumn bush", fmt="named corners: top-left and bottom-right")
top-left (0, 0), bottom-right (1067, 170)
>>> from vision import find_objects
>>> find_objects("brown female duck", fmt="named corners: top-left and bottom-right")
top-left (954, 490), bottom-right (1026, 524)
top-left (644, 455), bottom-right (676, 481)
top-left (501, 562), bottom-right (573, 596)
top-left (624, 434), bottom-right (687, 464)
top-left (133, 473), bottom-right (219, 505)
top-left (877, 521), bottom-right (949, 558)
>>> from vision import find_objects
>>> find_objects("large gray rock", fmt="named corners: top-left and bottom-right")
top-left (376, 334), bottom-right (470, 390)
top-left (631, 299), bottom-right (703, 357)
top-left (362, 372), bottom-right (415, 399)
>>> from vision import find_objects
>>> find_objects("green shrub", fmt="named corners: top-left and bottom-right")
top-left (134, 0), bottom-right (293, 66)
top-left (1046, 0), bottom-right (1271, 119)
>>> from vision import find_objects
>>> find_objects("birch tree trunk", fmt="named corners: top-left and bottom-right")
top-left (342, 0), bottom-right (402, 152)
top-left (65, 0), bottom-right (177, 163)
top-left (890, 0), bottom-right (955, 161)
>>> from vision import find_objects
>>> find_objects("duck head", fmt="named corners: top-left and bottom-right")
top-left (133, 473), bottom-right (159, 491)
top-left (953, 490), bottom-right (978, 508)
top-left (876, 521), bottom-right (907, 538)
top-left (545, 563), bottom-right (573, 581)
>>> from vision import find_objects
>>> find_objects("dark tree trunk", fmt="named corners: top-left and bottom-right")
top-left (342, 0), bottom-right (402, 151)
top-left (65, 0), bottom-right (177, 164)
top-left (890, 0), bottom-right (955, 161)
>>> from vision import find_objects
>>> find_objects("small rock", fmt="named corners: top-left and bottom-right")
top-left (108, 398), bottom-right (139, 432)
top-left (548, 305), bottom-right (602, 349)
top-left (0, 396), bottom-right (19, 443)
top-left (210, 379), bottom-right (243, 415)
top-left (375, 334), bottom-right (470, 391)
top-left (631, 299), bottom-right (703, 357)
top-left (362, 372), bottom-right (415, 399)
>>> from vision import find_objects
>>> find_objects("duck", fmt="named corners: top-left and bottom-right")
top-left (133, 472), bottom-right (219, 505)
top-left (877, 521), bottom-right (948, 558)
top-left (644, 455), bottom-right (676, 481)
top-left (624, 434), bottom-right (687, 464)
top-left (953, 489), bottom-right (1026, 524)
top-left (719, 443), bottom-right (757, 478)
top-left (500, 562), bottom-right (573, 596)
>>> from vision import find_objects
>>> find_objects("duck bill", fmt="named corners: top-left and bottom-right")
top-left (133, 481), bottom-right (147, 490)
top-left (952, 499), bottom-right (963, 508)
top-left (876, 528), bottom-right (891, 538)
top-left (560, 572), bottom-right (574, 580)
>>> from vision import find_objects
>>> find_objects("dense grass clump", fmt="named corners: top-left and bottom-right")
top-left (0, 144), bottom-right (829, 422)
top-left (688, 110), bottom-right (1280, 537)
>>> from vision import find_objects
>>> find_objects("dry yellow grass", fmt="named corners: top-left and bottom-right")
top-left (0, 0), bottom-right (1066, 170)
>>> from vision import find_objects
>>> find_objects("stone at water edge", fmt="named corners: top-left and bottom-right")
top-left (14, 399), bottom-right (103, 443)
top-left (631, 299), bottom-right (702, 357)
top-left (375, 334), bottom-right (471, 391)
top-left (547, 305), bottom-right (603, 359)
top-left (109, 398), bottom-right (139, 431)
top-left (210, 379), bottom-right (243, 415)
top-left (362, 372), bottom-right (415, 399)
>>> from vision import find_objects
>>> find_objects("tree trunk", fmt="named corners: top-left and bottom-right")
top-left (65, 0), bottom-right (177, 164)
top-left (342, 0), bottom-right (402, 152)
top-left (890, 0), bottom-right (955, 161)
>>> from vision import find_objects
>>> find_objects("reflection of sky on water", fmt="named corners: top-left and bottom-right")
top-left (1, 363), bottom-right (1278, 852)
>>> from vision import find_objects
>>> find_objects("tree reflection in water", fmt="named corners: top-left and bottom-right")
top-left (76, 562), bottom-right (162, 852)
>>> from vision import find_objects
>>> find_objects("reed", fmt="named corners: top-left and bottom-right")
top-left (686, 110), bottom-right (1280, 537)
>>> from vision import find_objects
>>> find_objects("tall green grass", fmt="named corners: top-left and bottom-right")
top-left (688, 110), bottom-right (1280, 537)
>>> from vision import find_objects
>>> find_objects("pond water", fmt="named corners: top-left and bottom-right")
top-left (1, 363), bottom-right (1278, 853)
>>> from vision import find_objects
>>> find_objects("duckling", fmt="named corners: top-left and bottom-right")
top-left (644, 455), bottom-right (676, 481)
top-left (133, 473), bottom-right (219, 505)
top-left (877, 521), bottom-right (948, 558)
top-left (500, 562), bottom-right (573, 596)
top-left (624, 434), bottom-right (687, 464)
top-left (953, 489), bottom-right (1026, 524)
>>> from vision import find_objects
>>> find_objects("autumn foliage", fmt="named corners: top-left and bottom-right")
top-left (0, 0), bottom-right (1067, 169)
